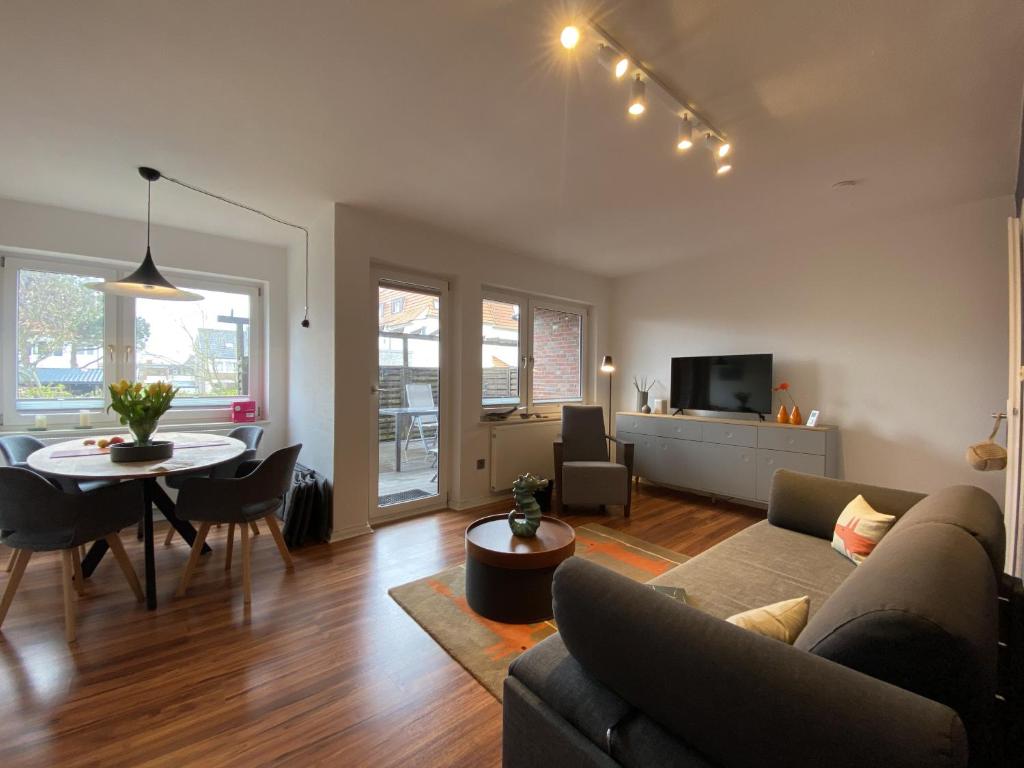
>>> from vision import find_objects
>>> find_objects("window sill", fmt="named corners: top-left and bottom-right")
top-left (0, 419), bottom-right (270, 439)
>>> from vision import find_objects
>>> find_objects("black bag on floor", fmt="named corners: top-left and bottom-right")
top-left (281, 463), bottom-right (332, 547)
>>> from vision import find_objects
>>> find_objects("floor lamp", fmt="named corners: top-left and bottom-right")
top-left (600, 355), bottom-right (615, 434)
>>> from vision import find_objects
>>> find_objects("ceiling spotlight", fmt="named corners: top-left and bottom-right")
top-left (628, 75), bottom-right (647, 116)
top-left (706, 133), bottom-right (731, 158)
top-left (676, 115), bottom-right (695, 151)
top-left (714, 153), bottom-right (733, 175)
top-left (597, 44), bottom-right (631, 79)
top-left (560, 26), bottom-right (580, 49)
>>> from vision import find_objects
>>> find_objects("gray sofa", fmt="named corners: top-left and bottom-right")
top-left (504, 470), bottom-right (1021, 768)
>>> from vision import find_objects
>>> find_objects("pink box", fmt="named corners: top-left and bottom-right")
top-left (232, 400), bottom-right (257, 423)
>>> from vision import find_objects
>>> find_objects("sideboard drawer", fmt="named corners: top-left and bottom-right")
top-left (701, 422), bottom-right (757, 448)
top-left (756, 449), bottom-right (826, 501)
top-left (654, 418), bottom-right (702, 441)
top-left (757, 428), bottom-right (826, 455)
top-left (615, 414), bottom-right (658, 436)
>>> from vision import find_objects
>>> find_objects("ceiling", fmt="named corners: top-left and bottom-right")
top-left (0, 0), bottom-right (1022, 276)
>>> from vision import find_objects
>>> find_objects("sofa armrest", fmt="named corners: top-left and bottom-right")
top-left (552, 558), bottom-right (968, 768)
top-left (553, 440), bottom-right (564, 514)
top-left (768, 469), bottom-right (925, 540)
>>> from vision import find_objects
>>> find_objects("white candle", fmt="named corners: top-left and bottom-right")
top-left (79, 410), bottom-right (91, 428)
top-left (34, 414), bottom-right (47, 429)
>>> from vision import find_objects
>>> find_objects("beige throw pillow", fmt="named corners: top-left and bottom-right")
top-left (726, 596), bottom-right (810, 644)
top-left (831, 494), bottom-right (896, 565)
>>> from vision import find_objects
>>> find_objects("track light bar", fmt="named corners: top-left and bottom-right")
top-left (585, 20), bottom-right (729, 148)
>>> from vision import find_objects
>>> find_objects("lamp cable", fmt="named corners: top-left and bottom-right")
top-left (158, 173), bottom-right (311, 328)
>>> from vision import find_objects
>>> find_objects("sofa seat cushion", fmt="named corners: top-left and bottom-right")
top-left (648, 520), bottom-right (854, 620)
top-left (561, 461), bottom-right (628, 506)
top-left (509, 633), bottom-right (632, 753)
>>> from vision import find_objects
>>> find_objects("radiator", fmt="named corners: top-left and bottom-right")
top-left (489, 419), bottom-right (562, 492)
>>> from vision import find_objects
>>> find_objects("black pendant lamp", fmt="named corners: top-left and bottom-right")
top-left (87, 167), bottom-right (203, 301)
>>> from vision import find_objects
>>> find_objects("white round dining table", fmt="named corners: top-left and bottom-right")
top-left (27, 432), bottom-right (246, 610)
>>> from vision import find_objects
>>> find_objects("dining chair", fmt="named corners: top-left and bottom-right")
top-left (175, 444), bottom-right (301, 605)
top-left (163, 426), bottom-right (265, 545)
top-left (0, 434), bottom-right (112, 569)
top-left (403, 383), bottom-right (438, 455)
top-left (0, 434), bottom-right (115, 493)
top-left (0, 467), bottom-right (145, 643)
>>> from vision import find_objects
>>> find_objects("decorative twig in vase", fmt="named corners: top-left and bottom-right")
top-left (772, 381), bottom-right (802, 425)
top-left (633, 376), bottom-right (658, 414)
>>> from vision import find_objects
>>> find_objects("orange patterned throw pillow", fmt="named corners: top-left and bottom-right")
top-left (831, 495), bottom-right (896, 565)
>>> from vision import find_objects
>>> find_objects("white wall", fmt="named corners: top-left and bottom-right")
top-left (328, 205), bottom-right (612, 538)
top-left (610, 195), bottom-right (1014, 500)
top-left (0, 197), bottom-right (289, 453)
top-left (285, 203), bottom-right (335, 480)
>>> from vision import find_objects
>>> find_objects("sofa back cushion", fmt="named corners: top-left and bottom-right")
top-left (889, 485), bottom-right (1005, 575)
top-left (795, 522), bottom-right (998, 757)
top-left (768, 470), bottom-right (925, 540)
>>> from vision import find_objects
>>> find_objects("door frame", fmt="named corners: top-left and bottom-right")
top-left (369, 267), bottom-right (451, 524)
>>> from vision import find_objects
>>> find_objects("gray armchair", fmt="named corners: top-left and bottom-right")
top-left (554, 406), bottom-right (634, 517)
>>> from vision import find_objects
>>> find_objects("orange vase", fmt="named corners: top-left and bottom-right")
top-left (789, 405), bottom-right (803, 425)
top-left (776, 404), bottom-right (789, 424)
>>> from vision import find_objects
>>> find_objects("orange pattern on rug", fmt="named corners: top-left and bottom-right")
top-left (389, 523), bottom-right (688, 699)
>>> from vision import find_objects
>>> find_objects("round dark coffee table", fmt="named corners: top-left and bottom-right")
top-left (464, 514), bottom-right (576, 623)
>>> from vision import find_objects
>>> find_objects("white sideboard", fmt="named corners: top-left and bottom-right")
top-left (615, 412), bottom-right (839, 505)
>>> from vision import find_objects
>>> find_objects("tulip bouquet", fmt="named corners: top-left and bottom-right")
top-left (107, 380), bottom-right (178, 445)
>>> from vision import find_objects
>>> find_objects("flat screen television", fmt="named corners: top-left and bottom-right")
top-left (669, 354), bottom-right (773, 416)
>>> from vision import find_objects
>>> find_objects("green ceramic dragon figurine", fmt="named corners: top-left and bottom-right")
top-left (507, 473), bottom-right (549, 538)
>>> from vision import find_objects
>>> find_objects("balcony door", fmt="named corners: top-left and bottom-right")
top-left (371, 272), bottom-right (448, 523)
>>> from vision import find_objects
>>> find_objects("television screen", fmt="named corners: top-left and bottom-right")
top-left (669, 354), bottom-right (773, 415)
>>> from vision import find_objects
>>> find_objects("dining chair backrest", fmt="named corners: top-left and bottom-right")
top-left (208, 425), bottom-right (266, 480)
top-left (228, 425), bottom-right (264, 450)
top-left (406, 383), bottom-right (435, 409)
top-left (0, 466), bottom-right (143, 549)
top-left (0, 434), bottom-right (45, 467)
top-left (176, 444), bottom-right (302, 523)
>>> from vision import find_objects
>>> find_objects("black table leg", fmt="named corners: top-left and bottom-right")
top-left (143, 479), bottom-right (157, 610)
top-left (149, 482), bottom-right (210, 554)
top-left (80, 539), bottom-right (109, 578)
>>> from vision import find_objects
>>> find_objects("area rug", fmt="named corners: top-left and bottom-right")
top-left (388, 523), bottom-right (689, 700)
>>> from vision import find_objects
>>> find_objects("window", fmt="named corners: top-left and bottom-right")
top-left (481, 292), bottom-right (587, 410)
top-left (482, 297), bottom-right (521, 406)
top-left (392, 297), bottom-right (405, 313)
top-left (13, 267), bottom-right (110, 412)
top-left (135, 286), bottom-right (252, 406)
top-left (1, 254), bottom-right (263, 426)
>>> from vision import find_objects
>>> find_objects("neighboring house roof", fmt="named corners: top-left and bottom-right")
top-left (34, 368), bottom-right (103, 384)
top-left (379, 288), bottom-right (439, 331)
top-left (482, 300), bottom-right (518, 331)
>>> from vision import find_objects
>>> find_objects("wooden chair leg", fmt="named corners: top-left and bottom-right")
top-left (240, 523), bottom-right (252, 605)
top-left (60, 550), bottom-right (76, 643)
top-left (249, 521), bottom-right (260, 536)
top-left (175, 523), bottom-right (212, 598)
top-left (224, 523), bottom-right (236, 572)
top-left (263, 514), bottom-right (294, 570)
top-left (105, 534), bottom-right (144, 602)
top-left (4, 548), bottom-right (17, 573)
top-left (164, 526), bottom-right (176, 546)
top-left (0, 549), bottom-right (31, 629)
top-left (71, 546), bottom-right (85, 596)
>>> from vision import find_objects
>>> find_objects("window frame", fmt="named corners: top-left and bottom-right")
top-left (0, 252), bottom-right (265, 428)
top-left (481, 289), bottom-right (590, 414)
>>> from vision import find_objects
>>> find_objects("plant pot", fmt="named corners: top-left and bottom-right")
top-left (788, 406), bottom-right (803, 425)
top-left (776, 405), bottom-right (789, 423)
top-left (636, 391), bottom-right (649, 413)
top-left (110, 440), bottom-right (174, 463)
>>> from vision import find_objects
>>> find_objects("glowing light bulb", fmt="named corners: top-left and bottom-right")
top-left (614, 57), bottom-right (630, 78)
top-left (715, 154), bottom-right (732, 175)
top-left (560, 26), bottom-right (580, 49)
top-left (677, 115), bottom-right (694, 151)
top-left (628, 75), bottom-right (647, 117)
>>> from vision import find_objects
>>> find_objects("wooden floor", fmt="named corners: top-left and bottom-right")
top-left (0, 484), bottom-right (762, 767)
